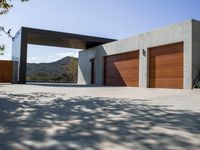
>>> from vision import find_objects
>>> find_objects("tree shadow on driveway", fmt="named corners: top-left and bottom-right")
top-left (0, 92), bottom-right (200, 150)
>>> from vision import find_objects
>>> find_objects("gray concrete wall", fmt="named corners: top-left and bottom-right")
top-left (78, 49), bottom-right (96, 85)
top-left (12, 29), bottom-right (22, 83)
top-left (12, 27), bottom-right (28, 84)
top-left (192, 20), bottom-right (200, 86)
top-left (78, 20), bottom-right (194, 89)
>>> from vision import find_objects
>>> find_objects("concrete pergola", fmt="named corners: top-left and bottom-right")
top-left (12, 27), bottom-right (115, 84)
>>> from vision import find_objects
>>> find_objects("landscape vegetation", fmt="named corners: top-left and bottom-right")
top-left (26, 56), bottom-right (78, 83)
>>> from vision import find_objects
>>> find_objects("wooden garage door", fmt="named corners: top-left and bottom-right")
top-left (149, 42), bottom-right (183, 89)
top-left (104, 51), bottom-right (139, 86)
top-left (0, 60), bottom-right (13, 83)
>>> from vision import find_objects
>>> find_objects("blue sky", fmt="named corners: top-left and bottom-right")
top-left (1, 0), bottom-right (200, 63)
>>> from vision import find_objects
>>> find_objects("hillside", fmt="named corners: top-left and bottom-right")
top-left (26, 56), bottom-right (78, 82)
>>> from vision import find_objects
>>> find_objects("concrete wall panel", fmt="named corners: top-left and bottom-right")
top-left (12, 29), bottom-right (22, 83)
top-left (78, 49), bottom-right (96, 85)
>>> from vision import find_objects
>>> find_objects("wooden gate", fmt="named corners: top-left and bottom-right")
top-left (0, 60), bottom-right (13, 83)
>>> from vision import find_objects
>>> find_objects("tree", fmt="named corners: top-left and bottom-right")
top-left (63, 58), bottom-right (78, 83)
top-left (0, 0), bottom-right (28, 14)
top-left (0, 0), bottom-right (13, 15)
top-left (0, 0), bottom-right (28, 55)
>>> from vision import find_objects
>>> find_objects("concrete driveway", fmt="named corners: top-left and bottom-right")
top-left (0, 83), bottom-right (200, 150)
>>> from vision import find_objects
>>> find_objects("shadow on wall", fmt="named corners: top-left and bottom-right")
top-left (78, 45), bottom-right (108, 85)
top-left (0, 93), bottom-right (200, 150)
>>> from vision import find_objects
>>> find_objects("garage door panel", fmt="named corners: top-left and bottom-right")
top-left (150, 62), bottom-right (183, 68)
top-left (106, 60), bottom-right (139, 69)
top-left (104, 51), bottom-right (139, 87)
top-left (115, 60), bottom-right (139, 68)
top-left (105, 71), bottom-right (139, 78)
top-left (119, 71), bottom-right (139, 78)
top-left (106, 78), bottom-right (138, 86)
top-left (150, 54), bottom-right (183, 67)
top-left (106, 78), bottom-right (139, 82)
top-left (115, 65), bottom-right (139, 70)
top-left (149, 42), bottom-right (183, 89)
top-left (150, 48), bottom-right (182, 56)
top-left (0, 75), bottom-right (11, 82)
top-left (105, 71), bottom-right (121, 78)
top-left (150, 66), bottom-right (183, 78)
top-left (105, 78), bottom-right (126, 86)
top-left (125, 80), bottom-right (139, 86)
top-left (150, 44), bottom-right (183, 56)
top-left (150, 64), bottom-right (183, 69)
top-left (149, 78), bottom-right (183, 89)
top-left (105, 64), bottom-right (138, 70)
top-left (105, 56), bottom-right (130, 63)
top-left (106, 52), bottom-right (139, 61)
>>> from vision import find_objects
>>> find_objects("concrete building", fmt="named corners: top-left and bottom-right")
top-left (12, 19), bottom-right (200, 89)
top-left (78, 19), bottom-right (200, 89)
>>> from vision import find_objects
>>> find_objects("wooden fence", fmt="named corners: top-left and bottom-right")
top-left (0, 60), bottom-right (13, 83)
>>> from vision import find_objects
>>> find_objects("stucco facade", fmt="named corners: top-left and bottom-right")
top-left (78, 19), bottom-right (200, 89)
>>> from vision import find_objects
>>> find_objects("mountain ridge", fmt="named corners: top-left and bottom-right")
top-left (26, 56), bottom-right (78, 82)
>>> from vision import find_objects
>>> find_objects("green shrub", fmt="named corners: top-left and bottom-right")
top-left (194, 80), bottom-right (200, 88)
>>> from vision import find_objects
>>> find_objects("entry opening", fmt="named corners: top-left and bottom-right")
top-left (26, 44), bottom-right (80, 84)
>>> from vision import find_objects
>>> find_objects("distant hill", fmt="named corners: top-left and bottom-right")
top-left (26, 56), bottom-right (78, 82)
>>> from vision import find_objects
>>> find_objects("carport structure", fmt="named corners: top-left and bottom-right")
top-left (12, 27), bottom-right (115, 84)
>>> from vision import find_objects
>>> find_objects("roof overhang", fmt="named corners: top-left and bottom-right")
top-left (15, 27), bottom-right (116, 49)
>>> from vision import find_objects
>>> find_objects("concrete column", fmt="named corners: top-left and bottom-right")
top-left (139, 34), bottom-right (148, 88)
top-left (183, 40), bottom-right (193, 89)
top-left (183, 21), bottom-right (192, 89)
top-left (139, 48), bottom-right (148, 88)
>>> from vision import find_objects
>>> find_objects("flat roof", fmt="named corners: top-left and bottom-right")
top-left (17, 27), bottom-right (116, 49)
